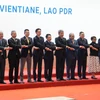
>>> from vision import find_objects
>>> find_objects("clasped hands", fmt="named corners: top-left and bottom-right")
top-left (90, 45), bottom-right (98, 51)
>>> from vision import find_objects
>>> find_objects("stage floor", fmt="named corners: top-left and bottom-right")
top-left (0, 84), bottom-right (100, 100)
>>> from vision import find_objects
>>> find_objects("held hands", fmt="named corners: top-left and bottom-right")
top-left (0, 50), bottom-right (2, 52)
top-left (79, 46), bottom-right (85, 49)
top-left (56, 47), bottom-right (63, 50)
top-left (45, 47), bottom-right (52, 51)
top-left (4, 47), bottom-right (13, 50)
top-left (90, 45), bottom-right (98, 51)
top-left (21, 45), bottom-right (28, 48)
top-left (33, 46), bottom-right (39, 50)
top-left (66, 46), bottom-right (75, 51)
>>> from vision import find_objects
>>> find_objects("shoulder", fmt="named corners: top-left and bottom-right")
top-left (8, 38), bottom-right (12, 41)
top-left (40, 36), bottom-right (44, 39)
top-left (21, 37), bottom-right (25, 40)
top-left (29, 37), bottom-right (32, 40)
top-left (3, 38), bottom-right (7, 41)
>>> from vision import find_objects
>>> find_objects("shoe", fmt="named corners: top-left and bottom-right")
top-left (27, 80), bottom-right (32, 83)
top-left (67, 78), bottom-right (71, 80)
top-left (91, 76), bottom-right (97, 79)
top-left (10, 82), bottom-right (13, 84)
top-left (60, 78), bottom-right (66, 81)
top-left (79, 77), bottom-right (82, 80)
top-left (45, 79), bottom-right (49, 82)
top-left (71, 78), bottom-right (77, 80)
top-left (38, 80), bottom-right (44, 82)
top-left (49, 79), bottom-right (54, 82)
top-left (34, 80), bottom-right (37, 82)
top-left (57, 78), bottom-right (61, 81)
top-left (14, 81), bottom-right (20, 84)
top-left (0, 81), bottom-right (6, 84)
top-left (82, 77), bottom-right (88, 79)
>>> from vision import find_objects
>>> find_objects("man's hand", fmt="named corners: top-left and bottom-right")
top-left (8, 47), bottom-right (13, 50)
top-left (34, 46), bottom-right (39, 50)
top-left (45, 47), bottom-right (52, 51)
top-left (0, 50), bottom-right (2, 52)
top-left (69, 47), bottom-right (75, 51)
top-left (56, 47), bottom-right (62, 50)
top-left (21, 45), bottom-right (28, 48)
top-left (80, 46), bottom-right (85, 49)
top-left (4, 47), bottom-right (12, 50)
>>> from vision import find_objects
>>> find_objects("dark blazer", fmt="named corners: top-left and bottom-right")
top-left (33, 36), bottom-right (45, 56)
top-left (8, 38), bottom-right (21, 59)
top-left (66, 39), bottom-right (79, 60)
top-left (0, 39), bottom-right (7, 59)
top-left (98, 39), bottom-right (100, 57)
top-left (55, 37), bottom-right (67, 57)
top-left (21, 36), bottom-right (33, 57)
top-left (44, 41), bottom-right (55, 59)
top-left (77, 38), bottom-right (89, 57)
top-left (90, 42), bottom-right (99, 56)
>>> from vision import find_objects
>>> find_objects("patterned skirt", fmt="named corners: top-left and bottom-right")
top-left (88, 56), bottom-right (100, 73)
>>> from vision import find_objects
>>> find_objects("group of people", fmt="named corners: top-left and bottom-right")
top-left (0, 28), bottom-right (100, 84)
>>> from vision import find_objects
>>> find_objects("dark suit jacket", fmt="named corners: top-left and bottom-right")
top-left (33, 36), bottom-right (45, 56)
top-left (77, 38), bottom-right (89, 57)
top-left (0, 39), bottom-right (7, 59)
top-left (8, 38), bottom-right (21, 59)
top-left (55, 37), bottom-right (67, 57)
top-left (21, 36), bottom-right (33, 57)
top-left (44, 41), bottom-right (55, 60)
top-left (66, 39), bottom-right (79, 60)
top-left (98, 39), bottom-right (100, 57)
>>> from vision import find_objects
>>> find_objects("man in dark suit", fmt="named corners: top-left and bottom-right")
top-left (66, 33), bottom-right (79, 80)
top-left (55, 30), bottom-right (74, 81)
top-left (8, 31), bottom-right (23, 84)
top-left (0, 31), bottom-right (11, 84)
top-left (98, 38), bottom-right (100, 61)
top-left (44, 34), bottom-right (56, 82)
top-left (33, 28), bottom-right (45, 82)
top-left (20, 29), bottom-right (33, 83)
top-left (77, 31), bottom-right (89, 79)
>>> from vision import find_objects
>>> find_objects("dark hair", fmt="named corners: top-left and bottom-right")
top-left (46, 34), bottom-right (51, 38)
top-left (91, 36), bottom-right (96, 40)
top-left (11, 30), bottom-right (16, 35)
top-left (35, 28), bottom-right (41, 33)
top-left (24, 29), bottom-right (29, 33)
top-left (58, 30), bottom-right (64, 34)
top-left (79, 31), bottom-right (84, 35)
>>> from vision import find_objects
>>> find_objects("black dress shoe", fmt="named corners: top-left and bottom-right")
top-left (57, 79), bottom-right (61, 81)
top-left (38, 80), bottom-right (44, 82)
top-left (71, 78), bottom-right (77, 80)
top-left (14, 81), bottom-right (20, 84)
top-left (60, 78), bottom-right (66, 81)
top-left (91, 76), bottom-right (97, 79)
top-left (79, 77), bottom-right (82, 80)
top-left (67, 78), bottom-right (71, 80)
top-left (49, 79), bottom-right (54, 82)
top-left (34, 80), bottom-right (37, 82)
top-left (82, 77), bottom-right (88, 79)
top-left (0, 81), bottom-right (6, 84)
top-left (27, 80), bottom-right (32, 83)
top-left (10, 82), bottom-right (13, 84)
top-left (45, 79), bottom-right (49, 82)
